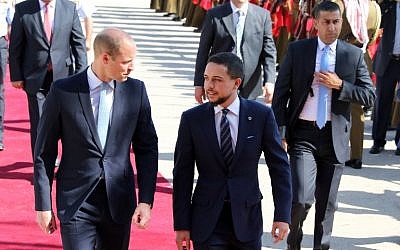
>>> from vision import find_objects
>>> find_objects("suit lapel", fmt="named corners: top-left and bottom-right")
top-left (77, 70), bottom-right (103, 152)
top-left (204, 104), bottom-right (226, 169)
top-left (221, 4), bottom-right (236, 42)
top-left (31, 0), bottom-right (49, 46)
top-left (105, 81), bottom-right (122, 150)
top-left (231, 98), bottom-right (248, 170)
top-left (304, 38), bottom-right (318, 90)
top-left (241, 4), bottom-right (253, 48)
top-left (52, 0), bottom-right (63, 45)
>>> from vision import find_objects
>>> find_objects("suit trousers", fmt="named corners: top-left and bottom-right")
top-left (0, 36), bottom-right (8, 147)
top-left (193, 202), bottom-right (261, 250)
top-left (60, 180), bottom-right (132, 250)
top-left (350, 103), bottom-right (365, 160)
top-left (26, 70), bottom-right (53, 158)
top-left (287, 121), bottom-right (343, 250)
top-left (372, 58), bottom-right (400, 147)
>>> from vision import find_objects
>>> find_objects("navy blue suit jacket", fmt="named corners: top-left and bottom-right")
top-left (173, 98), bottom-right (292, 243)
top-left (34, 69), bottom-right (158, 224)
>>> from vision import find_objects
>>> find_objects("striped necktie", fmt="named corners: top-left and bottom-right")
top-left (220, 109), bottom-right (233, 167)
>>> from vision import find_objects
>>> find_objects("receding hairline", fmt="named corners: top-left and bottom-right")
top-left (93, 28), bottom-right (136, 58)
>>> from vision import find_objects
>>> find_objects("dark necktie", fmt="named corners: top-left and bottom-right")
top-left (43, 3), bottom-right (52, 42)
top-left (220, 109), bottom-right (233, 167)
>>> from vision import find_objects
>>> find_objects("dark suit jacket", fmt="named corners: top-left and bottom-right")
top-left (272, 38), bottom-right (375, 163)
top-left (374, 1), bottom-right (397, 76)
top-left (194, 3), bottom-right (276, 99)
top-left (173, 98), bottom-right (292, 243)
top-left (9, 0), bottom-right (87, 94)
top-left (34, 69), bottom-right (158, 224)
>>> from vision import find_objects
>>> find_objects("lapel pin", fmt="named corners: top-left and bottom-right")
top-left (248, 116), bottom-right (252, 121)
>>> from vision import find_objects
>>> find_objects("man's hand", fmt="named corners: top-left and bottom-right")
top-left (85, 39), bottom-right (92, 51)
top-left (271, 221), bottom-right (289, 243)
top-left (175, 230), bottom-right (191, 250)
top-left (314, 71), bottom-right (343, 90)
top-left (281, 139), bottom-right (288, 152)
top-left (263, 83), bottom-right (274, 104)
top-left (11, 80), bottom-right (24, 89)
top-left (132, 203), bottom-right (152, 229)
top-left (194, 86), bottom-right (206, 104)
top-left (36, 210), bottom-right (57, 234)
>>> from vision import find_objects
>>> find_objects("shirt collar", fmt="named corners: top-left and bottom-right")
top-left (39, 0), bottom-right (56, 8)
top-left (317, 37), bottom-right (337, 53)
top-left (214, 95), bottom-right (240, 116)
top-left (230, 1), bottom-right (248, 16)
top-left (87, 66), bottom-right (114, 91)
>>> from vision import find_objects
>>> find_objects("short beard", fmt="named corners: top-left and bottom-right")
top-left (209, 96), bottom-right (230, 107)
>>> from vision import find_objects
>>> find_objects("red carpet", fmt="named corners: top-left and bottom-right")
top-left (0, 70), bottom-right (175, 249)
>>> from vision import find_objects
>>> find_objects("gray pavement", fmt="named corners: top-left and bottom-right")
top-left (91, 1), bottom-right (400, 249)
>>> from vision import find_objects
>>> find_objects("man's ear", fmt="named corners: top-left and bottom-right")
top-left (102, 52), bottom-right (110, 64)
top-left (234, 78), bottom-right (242, 89)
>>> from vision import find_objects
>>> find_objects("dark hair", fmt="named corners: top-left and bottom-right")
top-left (312, 1), bottom-right (341, 19)
top-left (207, 52), bottom-right (244, 80)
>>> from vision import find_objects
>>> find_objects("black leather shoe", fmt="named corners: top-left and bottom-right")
top-left (369, 145), bottom-right (384, 154)
top-left (345, 159), bottom-right (362, 169)
top-left (395, 148), bottom-right (400, 155)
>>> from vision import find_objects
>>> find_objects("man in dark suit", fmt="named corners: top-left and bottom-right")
top-left (272, 2), bottom-right (375, 249)
top-left (174, 52), bottom-right (292, 249)
top-left (9, 0), bottom-right (87, 157)
top-left (193, 0), bottom-right (276, 104)
top-left (34, 28), bottom-right (158, 249)
top-left (370, 0), bottom-right (400, 154)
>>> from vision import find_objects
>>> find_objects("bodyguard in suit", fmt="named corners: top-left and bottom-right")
top-left (174, 52), bottom-right (292, 249)
top-left (9, 0), bottom-right (87, 157)
top-left (272, 2), bottom-right (375, 249)
top-left (34, 28), bottom-right (158, 249)
top-left (193, 0), bottom-right (276, 104)
top-left (370, 0), bottom-right (400, 154)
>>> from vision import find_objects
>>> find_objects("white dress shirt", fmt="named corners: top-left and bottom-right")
top-left (87, 66), bottom-right (114, 124)
top-left (38, 0), bottom-right (56, 31)
top-left (299, 38), bottom-right (337, 121)
top-left (214, 95), bottom-right (240, 152)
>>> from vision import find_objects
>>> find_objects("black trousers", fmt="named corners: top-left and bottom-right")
top-left (193, 202), bottom-right (261, 250)
top-left (372, 58), bottom-right (400, 147)
top-left (60, 181), bottom-right (132, 250)
top-left (26, 70), bottom-right (53, 158)
top-left (287, 121), bottom-right (343, 250)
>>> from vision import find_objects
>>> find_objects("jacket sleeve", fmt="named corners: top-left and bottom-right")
top-left (34, 84), bottom-right (61, 211)
top-left (173, 112), bottom-right (195, 230)
top-left (131, 83), bottom-right (158, 206)
top-left (338, 48), bottom-right (376, 108)
top-left (261, 10), bottom-right (277, 84)
top-left (9, 5), bottom-right (25, 82)
top-left (262, 107), bottom-right (292, 223)
top-left (70, 4), bottom-right (87, 74)
top-left (194, 11), bottom-right (215, 87)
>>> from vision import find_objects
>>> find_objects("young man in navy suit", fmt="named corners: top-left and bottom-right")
top-left (173, 52), bottom-right (292, 249)
top-left (34, 28), bottom-right (158, 250)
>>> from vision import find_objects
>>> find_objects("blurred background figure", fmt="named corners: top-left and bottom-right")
top-left (0, 0), bottom-right (14, 151)
top-left (370, 0), bottom-right (400, 155)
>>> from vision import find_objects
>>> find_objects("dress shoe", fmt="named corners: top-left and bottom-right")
top-left (395, 148), bottom-right (400, 156)
top-left (369, 145), bottom-right (384, 154)
top-left (345, 159), bottom-right (362, 169)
